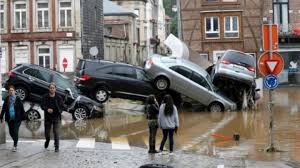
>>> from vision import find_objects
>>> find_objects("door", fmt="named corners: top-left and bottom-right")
top-left (59, 46), bottom-right (74, 72)
top-left (190, 72), bottom-right (213, 105)
top-left (23, 68), bottom-right (51, 100)
top-left (169, 66), bottom-right (194, 96)
top-left (134, 69), bottom-right (155, 97)
top-left (14, 46), bottom-right (29, 66)
top-left (112, 66), bottom-right (137, 98)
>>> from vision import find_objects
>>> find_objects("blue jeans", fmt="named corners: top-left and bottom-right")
top-left (159, 129), bottom-right (175, 152)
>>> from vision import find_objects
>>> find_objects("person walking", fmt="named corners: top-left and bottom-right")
top-left (158, 95), bottom-right (179, 155)
top-left (145, 95), bottom-right (159, 154)
top-left (0, 85), bottom-right (25, 152)
top-left (41, 83), bottom-right (63, 152)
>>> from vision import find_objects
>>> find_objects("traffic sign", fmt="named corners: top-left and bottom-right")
top-left (258, 52), bottom-right (284, 76)
top-left (264, 74), bottom-right (278, 89)
top-left (62, 58), bottom-right (68, 70)
top-left (262, 24), bottom-right (278, 51)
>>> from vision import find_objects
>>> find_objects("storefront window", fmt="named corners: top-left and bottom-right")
top-left (278, 51), bottom-right (300, 85)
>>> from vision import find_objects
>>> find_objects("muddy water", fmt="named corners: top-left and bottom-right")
top-left (17, 88), bottom-right (300, 161)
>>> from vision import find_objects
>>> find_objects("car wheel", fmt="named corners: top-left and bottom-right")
top-left (15, 86), bottom-right (28, 101)
top-left (155, 76), bottom-right (169, 91)
top-left (209, 102), bottom-right (223, 113)
top-left (72, 106), bottom-right (89, 120)
top-left (26, 109), bottom-right (40, 121)
top-left (94, 87), bottom-right (109, 103)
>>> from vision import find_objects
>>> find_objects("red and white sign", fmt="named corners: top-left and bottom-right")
top-left (262, 24), bottom-right (278, 51)
top-left (62, 58), bottom-right (68, 70)
top-left (258, 52), bottom-right (284, 76)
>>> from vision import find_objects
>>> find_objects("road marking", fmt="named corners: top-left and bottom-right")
top-left (7, 140), bottom-right (37, 143)
top-left (182, 113), bottom-right (237, 150)
top-left (111, 137), bottom-right (130, 150)
top-left (76, 138), bottom-right (95, 149)
top-left (217, 165), bottom-right (224, 168)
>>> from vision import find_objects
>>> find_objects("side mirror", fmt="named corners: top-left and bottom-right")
top-left (65, 88), bottom-right (74, 99)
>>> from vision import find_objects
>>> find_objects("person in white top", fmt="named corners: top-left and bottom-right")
top-left (158, 95), bottom-right (179, 154)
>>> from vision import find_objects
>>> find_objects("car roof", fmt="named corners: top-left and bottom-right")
top-left (17, 64), bottom-right (70, 79)
top-left (151, 54), bottom-right (209, 77)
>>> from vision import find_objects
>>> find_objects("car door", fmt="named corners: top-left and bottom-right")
top-left (112, 66), bottom-right (138, 98)
top-left (134, 68), bottom-right (156, 97)
top-left (23, 68), bottom-right (51, 100)
top-left (190, 72), bottom-right (213, 105)
top-left (169, 66), bottom-right (195, 96)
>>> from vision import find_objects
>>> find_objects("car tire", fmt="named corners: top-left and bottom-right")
top-left (15, 86), bottom-right (28, 101)
top-left (26, 109), bottom-right (41, 121)
top-left (154, 76), bottom-right (169, 91)
top-left (94, 87), bottom-right (109, 103)
top-left (209, 102), bottom-right (223, 113)
top-left (72, 106), bottom-right (89, 120)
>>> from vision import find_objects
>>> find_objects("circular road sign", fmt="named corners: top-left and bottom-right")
top-left (264, 74), bottom-right (279, 89)
top-left (258, 52), bottom-right (284, 76)
top-left (89, 46), bottom-right (99, 56)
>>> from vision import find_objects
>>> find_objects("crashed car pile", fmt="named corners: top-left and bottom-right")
top-left (144, 35), bottom-right (259, 112)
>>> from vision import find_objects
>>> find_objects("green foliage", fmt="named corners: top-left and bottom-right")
top-left (163, 0), bottom-right (178, 36)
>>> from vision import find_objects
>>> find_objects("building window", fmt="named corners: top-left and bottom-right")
top-left (14, 1), bottom-right (27, 29)
top-left (0, 3), bottom-right (4, 30)
top-left (205, 17), bottom-right (219, 39)
top-left (59, 1), bottom-right (72, 27)
top-left (38, 47), bottom-right (50, 68)
top-left (224, 16), bottom-right (239, 38)
top-left (134, 9), bottom-right (140, 19)
top-left (37, 2), bottom-right (49, 28)
top-left (273, 0), bottom-right (289, 33)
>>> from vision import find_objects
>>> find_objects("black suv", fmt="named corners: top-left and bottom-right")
top-left (75, 60), bottom-right (159, 103)
top-left (5, 64), bottom-right (104, 120)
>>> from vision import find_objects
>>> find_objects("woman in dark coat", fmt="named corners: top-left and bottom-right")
top-left (145, 95), bottom-right (159, 153)
top-left (0, 85), bottom-right (25, 152)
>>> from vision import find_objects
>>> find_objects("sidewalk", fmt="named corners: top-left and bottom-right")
top-left (0, 139), bottom-right (296, 168)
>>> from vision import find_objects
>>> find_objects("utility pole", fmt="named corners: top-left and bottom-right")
top-left (176, 0), bottom-right (182, 40)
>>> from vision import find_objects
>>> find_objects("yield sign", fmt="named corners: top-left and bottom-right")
top-left (266, 60), bottom-right (279, 74)
top-left (258, 52), bottom-right (284, 76)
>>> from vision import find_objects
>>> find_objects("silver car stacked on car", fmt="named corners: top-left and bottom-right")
top-left (144, 54), bottom-right (236, 112)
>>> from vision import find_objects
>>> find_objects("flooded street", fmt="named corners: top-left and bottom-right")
top-left (13, 88), bottom-right (300, 162)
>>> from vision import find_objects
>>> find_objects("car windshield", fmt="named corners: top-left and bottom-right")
top-left (223, 51), bottom-right (255, 67)
top-left (53, 73), bottom-right (78, 97)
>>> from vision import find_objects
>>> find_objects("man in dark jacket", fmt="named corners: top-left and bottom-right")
top-left (0, 85), bottom-right (25, 152)
top-left (41, 83), bottom-right (63, 152)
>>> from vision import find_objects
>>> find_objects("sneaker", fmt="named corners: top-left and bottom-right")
top-left (55, 148), bottom-right (59, 152)
top-left (12, 147), bottom-right (17, 152)
top-left (169, 152), bottom-right (174, 156)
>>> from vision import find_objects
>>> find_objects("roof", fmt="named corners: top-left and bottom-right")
top-left (103, 0), bottom-right (137, 17)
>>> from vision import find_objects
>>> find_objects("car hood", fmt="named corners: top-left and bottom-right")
top-left (76, 94), bottom-right (102, 107)
top-left (164, 34), bottom-right (189, 60)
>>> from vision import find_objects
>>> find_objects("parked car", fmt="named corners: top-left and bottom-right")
top-left (144, 54), bottom-right (236, 112)
top-left (211, 50), bottom-right (256, 109)
top-left (5, 64), bottom-right (104, 120)
top-left (75, 61), bottom-right (160, 103)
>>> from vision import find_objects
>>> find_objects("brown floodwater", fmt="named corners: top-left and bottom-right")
top-left (16, 88), bottom-right (300, 161)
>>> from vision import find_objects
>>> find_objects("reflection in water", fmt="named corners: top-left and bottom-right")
top-left (16, 88), bottom-right (300, 161)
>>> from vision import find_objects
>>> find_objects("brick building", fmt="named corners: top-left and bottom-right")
top-left (180, 0), bottom-right (300, 85)
top-left (0, 0), bottom-right (103, 73)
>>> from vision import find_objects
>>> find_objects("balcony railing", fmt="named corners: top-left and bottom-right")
top-left (278, 23), bottom-right (300, 37)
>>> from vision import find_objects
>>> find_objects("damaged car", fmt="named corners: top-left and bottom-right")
top-left (211, 50), bottom-right (257, 109)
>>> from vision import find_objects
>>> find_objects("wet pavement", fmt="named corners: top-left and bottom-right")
top-left (3, 88), bottom-right (300, 166)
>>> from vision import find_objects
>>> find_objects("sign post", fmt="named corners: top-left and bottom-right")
top-left (259, 20), bottom-right (283, 152)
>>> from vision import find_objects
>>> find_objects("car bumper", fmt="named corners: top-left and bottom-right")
top-left (90, 105), bottom-right (105, 118)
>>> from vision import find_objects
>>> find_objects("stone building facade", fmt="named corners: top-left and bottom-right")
top-left (0, 0), bottom-right (103, 73)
